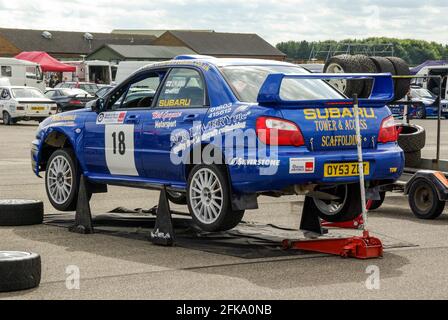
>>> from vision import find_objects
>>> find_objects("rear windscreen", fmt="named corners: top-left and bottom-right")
top-left (220, 65), bottom-right (344, 103)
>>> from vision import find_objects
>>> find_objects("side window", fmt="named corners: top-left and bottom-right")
top-left (1, 89), bottom-right (10, 100)
top-left (1, 66), bottom-right (12, 77)
top-left (45, 91), bottom-right (55, 98)
top-left (156, 68), bottom-right (205, 108)
top-left (107, 71), bottom-right (163, 110)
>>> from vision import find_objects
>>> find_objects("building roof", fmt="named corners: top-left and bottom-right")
top-left (91, 44), bottom-right (196, 60)
top-left (0, 28), bottom-right (156, 55)
top-left (161, 31), bottom-right (286, 57)
top-left (112, 29), bottom-right (213, 37)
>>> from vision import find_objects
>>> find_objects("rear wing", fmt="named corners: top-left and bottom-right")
top-left (257, 73), bottom-right (395, 107)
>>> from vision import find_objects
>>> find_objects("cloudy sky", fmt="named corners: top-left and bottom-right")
top-left (0, 0), bottom-right (447, 45)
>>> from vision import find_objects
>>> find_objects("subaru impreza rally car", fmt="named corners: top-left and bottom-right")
top-left (31, 56), bottom-right (404, 231)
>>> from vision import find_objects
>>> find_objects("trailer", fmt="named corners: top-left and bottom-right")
top-left (378, 75), bottom-right (448, 219)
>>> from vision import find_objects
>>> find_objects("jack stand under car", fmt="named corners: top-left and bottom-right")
top-left (282, 94), bottom-right (384, 260)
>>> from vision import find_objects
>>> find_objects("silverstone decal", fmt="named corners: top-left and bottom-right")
top-left (96, 111), bottom-right (127, 125)
top-left (230, 158), bottom-right (280, 167)
top-left (289, 158), bottom-right (315, 174)
top-left (105, 124), bottom-right (138, 176)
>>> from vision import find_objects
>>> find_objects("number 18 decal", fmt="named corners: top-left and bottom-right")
top-left (105, 124), bottom-right (138, 176)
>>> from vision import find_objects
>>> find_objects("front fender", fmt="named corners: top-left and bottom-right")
top-left (33, 124), bottom-right (84, 175)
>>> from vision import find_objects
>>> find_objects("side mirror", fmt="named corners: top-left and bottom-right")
top-left (92, 98), bottom-right (105, 113)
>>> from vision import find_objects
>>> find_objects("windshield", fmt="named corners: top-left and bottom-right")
top-left (61, 89), bottom-right (90, 96)
top-left (12, 88), bottom-right (45, 99)
top-left (79, 84), bottom-right (98, 93)
top-left (412, 88), bottom-right (436, 100)
top-left (220, 65), bottom-right (344, 103)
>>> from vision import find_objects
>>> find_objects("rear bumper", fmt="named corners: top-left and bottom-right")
top-left (229, 143), bottom-right (404, 194)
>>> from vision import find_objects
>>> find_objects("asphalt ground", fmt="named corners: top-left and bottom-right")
top-left (1, 119), bottom-right (448, 299)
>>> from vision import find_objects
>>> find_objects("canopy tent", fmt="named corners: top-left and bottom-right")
top-left (14, 51), bottom-right (76, 72)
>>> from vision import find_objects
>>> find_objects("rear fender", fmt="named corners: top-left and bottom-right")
top-left (404, 171), bottom-right (448, 201)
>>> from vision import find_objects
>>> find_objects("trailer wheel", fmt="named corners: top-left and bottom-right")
top-left (324, 55), bottom-right (364, 97)
top-left (369, 192), bottom-right (386, 211)
top-left (397, 124), bottom-right (426, 152)
top-left (408, 179), bottom-right (445, 219)
top-left (0, 252), bottom-right (41, 292)
top-left (386, 57), bottom-right (411, 101)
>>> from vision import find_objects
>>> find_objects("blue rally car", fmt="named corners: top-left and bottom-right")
top-left (31, 56), bottom-right (404, 231)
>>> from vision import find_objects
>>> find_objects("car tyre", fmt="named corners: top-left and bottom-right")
top-left (312, 183), bottom-right (363, 222)
top-left (404, 150), bottom-right (422, 168)
top-left (2, 111), bottom-right (12, 125)
top-left (368, 192), bottom-right (386, 211)
top-left (0, 200), bottom-right (43, 226)
top-left (386, 57), bottom-right (411, 101)
top-left (187, 164), bottom-right (245, 232)
top-left (323, 55), bottom-right (365, 97)
top-left (408, 179), bottom-right (445, 219)
top-left (397, 123), bottom-right (426, 152)
top-left (167, 190), bottom-right (187, 205)
top-left (0, 252), bottom-right (41, 292)
top-left (353, 55), bottom-right (377, 98)
top-left (45, 148), bottom-right (79, 211)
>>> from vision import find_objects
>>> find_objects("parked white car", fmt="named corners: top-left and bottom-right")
top-left (0, 86), bottom-right (57, 125)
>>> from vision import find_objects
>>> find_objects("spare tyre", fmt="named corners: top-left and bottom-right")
top-left (397, 123), bottom-right (426, 152)
top-left (0, 199), bottom-right (44, 226)
top-left (0, 251), bottom-right (41, 292)
top-left (353, 55), bottom-right (377, 98)
top-left (370, 56), bottom-right (396, 75)
top-left (404, 150), bottom-right (422, 168)
top-left (386, 57), bottom-right (411, 101)
top-left (324, 55), bottom-right (364, 98)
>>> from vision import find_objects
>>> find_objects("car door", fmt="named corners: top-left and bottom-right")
top-left (140, 67), bottom-right (209, 182)
top-left (82, 70), bottom-right (164, 178)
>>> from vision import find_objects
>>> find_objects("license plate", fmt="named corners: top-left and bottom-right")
top-left (31, 106), bottom-right (46, 111)
top-left (324, 162), bottom-right (369, 177)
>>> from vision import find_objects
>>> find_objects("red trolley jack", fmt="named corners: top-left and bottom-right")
top-left (282, 95), bottom-right (383, 260)
top-left (282, 197), bottom-right (383, 259)
top-left (320, 200), bottom-right (372, 230)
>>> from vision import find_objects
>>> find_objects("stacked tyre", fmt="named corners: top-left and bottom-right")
top-left (397, 124), bottom-right (426, 167)
top-left (0, 200), bottom-right (43, 292)
top-left (323, 55), bottom-right (411, 101)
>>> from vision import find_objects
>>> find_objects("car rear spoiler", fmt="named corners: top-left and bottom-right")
top-left (257, 73), bottom-right (395, 107)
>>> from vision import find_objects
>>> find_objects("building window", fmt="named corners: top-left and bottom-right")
top-left (1, 66), bottom-right (12, 77)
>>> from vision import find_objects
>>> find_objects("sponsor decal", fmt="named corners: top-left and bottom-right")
top-left (158, 99), bottom-right (191, 108)
top-left (51, 114), bottom-right (77, 122)
top-left (208, 103), bottom-right (233, 118)
top-left (289, 158), bottom-right (315, 174)
top-left (304, 108), bottom-right (376, 120)
top-left (230, 158), bottom-right (280, 167)
top-left (152, 60), bottom-right (211, 72)
top-left (152, 111), bottom-right (182, 120)
top-left (96, 111), bottom-right (127, 125)
top-left (155, 120), bottom-right (177, 129)
top-left (390, 167), bottom-right (398, 173)
top-left (321, 135), bottom-right (367, 147)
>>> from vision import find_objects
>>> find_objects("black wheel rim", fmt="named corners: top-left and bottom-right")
top-left (414, 185), bottom-right (433, 213)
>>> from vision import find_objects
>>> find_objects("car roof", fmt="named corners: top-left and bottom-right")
top-left (141, 57), bottom-right (298, 71)
top-left (0, 86), bottom-right (38, 89)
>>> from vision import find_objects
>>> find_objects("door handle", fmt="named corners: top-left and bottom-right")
top-left (125, 115), bottom-right (140, 124)
top-left (183, 114), bottom-right (200, 122)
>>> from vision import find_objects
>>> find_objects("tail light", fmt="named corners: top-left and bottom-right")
top-left (16, 105), bottom-right (25, 111)
top-left (70, 99), bottom-right (82, 105)
top-left (378, 116), bottom-right (398, 143)
top-left (256, 117), bottom-right (304, 146)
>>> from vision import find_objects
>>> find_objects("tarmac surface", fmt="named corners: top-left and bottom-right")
top-left (1, 119), bottom-right (448, 299)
